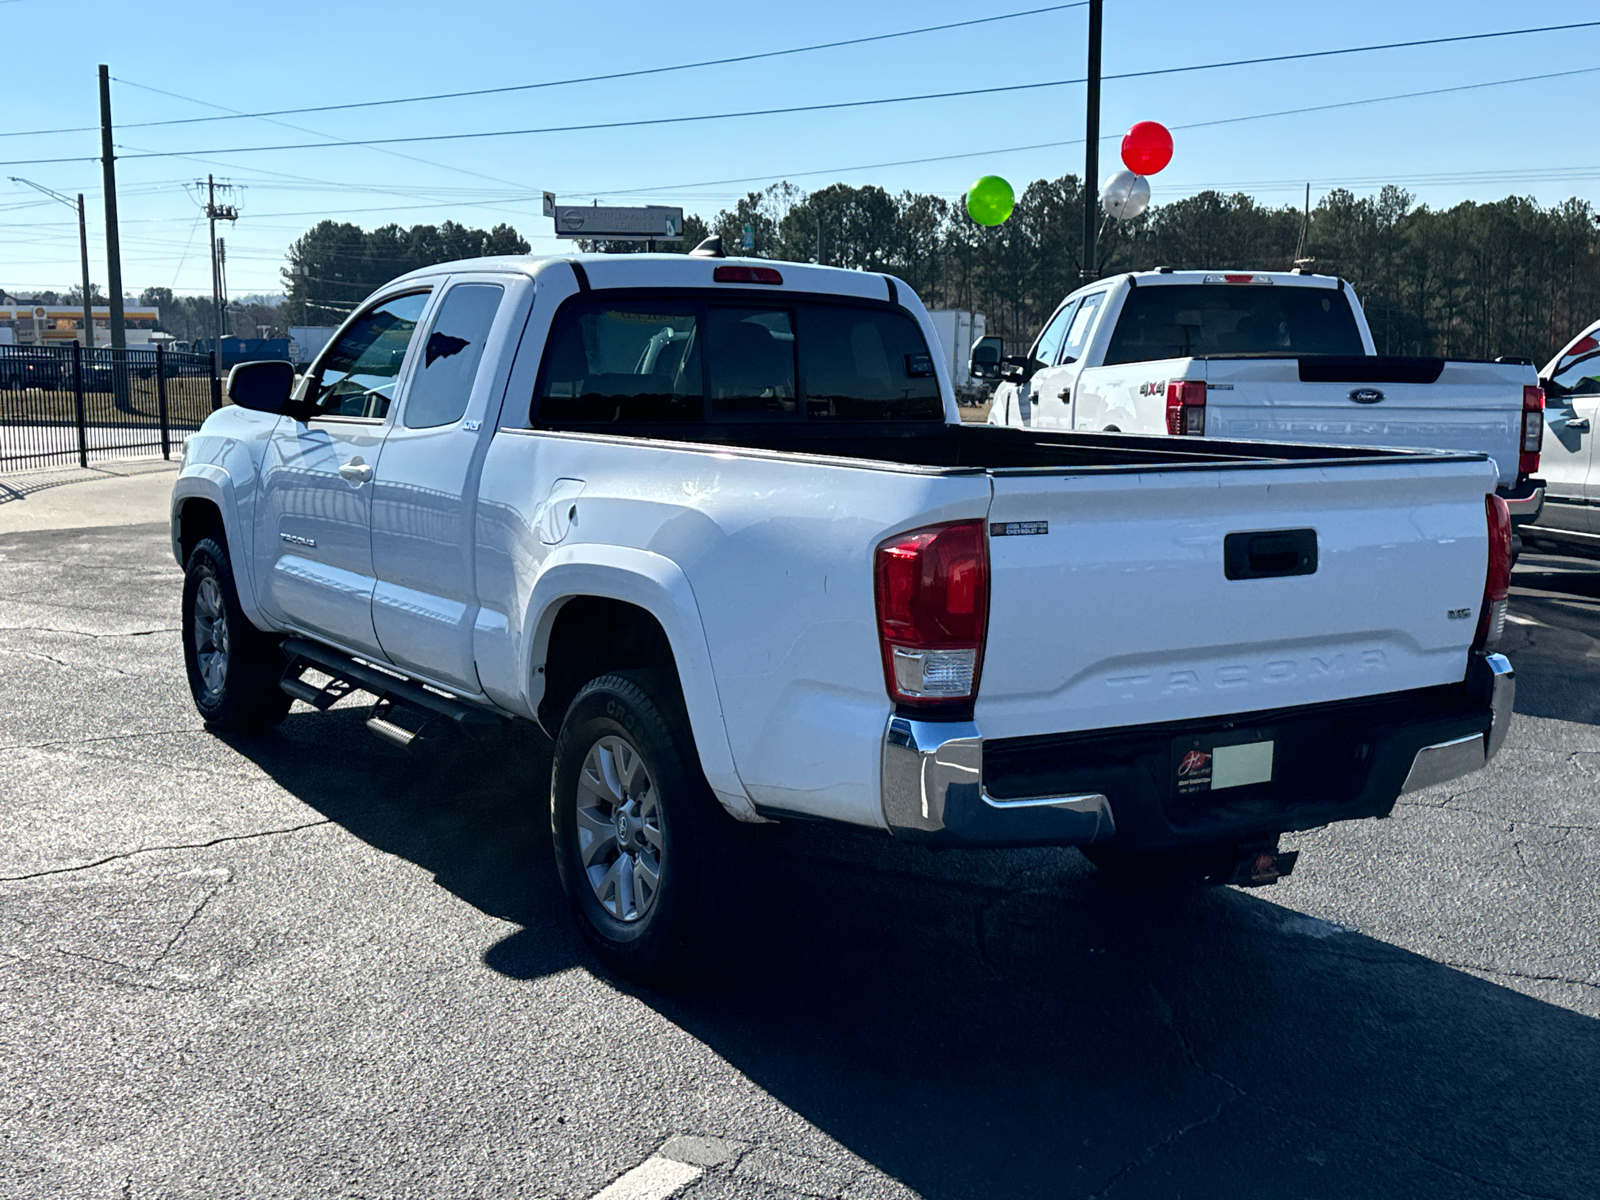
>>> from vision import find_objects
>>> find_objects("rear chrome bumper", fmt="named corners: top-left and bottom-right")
top-left (881, 654), bottom-right (1515, 845)
top-left (1501, 480), bottom-right (1544, 523)
top-left (1400, 652), bottom-right (1515, 793)
top-left (881, 717), bottom-right (1115, 842)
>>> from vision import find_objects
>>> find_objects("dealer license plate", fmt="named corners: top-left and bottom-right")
top-left (1174, 736), bottom-right (1275, 796)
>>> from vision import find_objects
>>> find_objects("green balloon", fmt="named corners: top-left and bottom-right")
top-left (966, 175), bottom-right (1014, 226)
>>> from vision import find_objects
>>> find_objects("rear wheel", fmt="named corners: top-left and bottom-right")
top-left (182, 537), bottom-right (291, 731)
top-left (550, 670), bottom-right (733, 982)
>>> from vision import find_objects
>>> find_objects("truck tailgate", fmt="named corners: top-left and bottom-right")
top-left (978, 457), bottom-right (1498, 740)
top-left (1198, 358), bottom-right (1525, 488)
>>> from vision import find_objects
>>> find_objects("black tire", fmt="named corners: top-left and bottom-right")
top-left (550, 670), bottom-right (733, 983)
top-left (182, 537), bottom-right (291, 731)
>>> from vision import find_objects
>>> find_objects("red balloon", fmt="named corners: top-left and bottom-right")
top-left (1121, 121), bottom-right (1173, 175)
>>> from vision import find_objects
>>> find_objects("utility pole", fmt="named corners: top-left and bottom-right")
top-left (1081, 0), bottom-right (1103, 282)
top-left (202, 174), bottom-right (238, 350)
top-left (98, 65), bottom-right (126, 351)
top-left (7, 177), bottom-right (95, 349)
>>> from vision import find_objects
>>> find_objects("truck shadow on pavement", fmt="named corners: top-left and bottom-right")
top-left (226, 709), bottom-right (1600, 1200)
top-left (1505, 550), bottom-right (1600, 726)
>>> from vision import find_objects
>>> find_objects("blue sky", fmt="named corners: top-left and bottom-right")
top-left (1, 0), bottom-right (1597, 298)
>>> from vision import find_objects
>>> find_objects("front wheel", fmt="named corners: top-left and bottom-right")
top-left (550, 671), bottom-right (730, 983)
top-left (182, 537), bottom-right (291, 731)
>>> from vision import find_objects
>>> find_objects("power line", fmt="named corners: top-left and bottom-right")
top-left (91, 15), bottom-right (1600, 136)
top-left (0, 4), bottom-right (1091, 140)
top-left (594, 64), bottom-right (1600, 200)
top-left (2, 19), bottom-right (1590, 168)
top-left (114, 78), bottom-right (543, 194)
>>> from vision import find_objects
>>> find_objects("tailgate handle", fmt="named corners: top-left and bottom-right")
top-left (1225, 529), bottom-right (1318, 581)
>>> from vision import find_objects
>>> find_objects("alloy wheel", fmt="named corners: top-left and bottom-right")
top-left (192, 574), bottom-right (230, 699)
top-left (574, 734), bottom-right (664, 922)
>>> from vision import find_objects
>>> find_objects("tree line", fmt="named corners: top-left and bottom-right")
top-left (260, 183), bottom-right (1598, 366)
top-left (678, 178), bottom-right (1600, 364)
top-left (280, 220), bottom-right (530, 325)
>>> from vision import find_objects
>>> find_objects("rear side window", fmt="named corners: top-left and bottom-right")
top-left (1060, 292), bottom-right (1105, 363)
top-left (1103, 284), bottom-right (1365, 365)
top-left (403, 283), bottom-right (504, 429)
top-left (533, 296), bottom-right (943, 425)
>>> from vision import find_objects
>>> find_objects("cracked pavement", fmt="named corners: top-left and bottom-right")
top-left (0, 518), bottom-right (1597, 1199)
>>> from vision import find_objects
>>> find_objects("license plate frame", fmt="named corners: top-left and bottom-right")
top-left (1173, 728), bottom-right (1276, 797)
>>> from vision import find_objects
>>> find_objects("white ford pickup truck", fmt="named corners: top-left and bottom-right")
top-left (171, 248), bottom-right (1515, 979)
top-left (982, 269), bottom-right (1546, 524)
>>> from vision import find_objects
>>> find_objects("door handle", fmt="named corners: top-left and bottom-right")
top-left (1567, 417), bottom-right (1590, 433)
top-left (338, 459), bottom-right (374, 483)
top-left (1058, 387), bottom-right (1071, 400)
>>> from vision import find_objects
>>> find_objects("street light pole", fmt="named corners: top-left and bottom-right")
top-left (8, 176), bottom-right (95, 348)
top-left (75, 195), bottom-right (92, 348)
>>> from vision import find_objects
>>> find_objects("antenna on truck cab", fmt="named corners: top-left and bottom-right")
top-left (1292, 182), bottom-right (1315, 271)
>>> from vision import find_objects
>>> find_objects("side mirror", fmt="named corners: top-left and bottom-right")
top-left (968, 335), bottom-right (1005, 380)
top-left (1000, 354), bottom-right (1047, 384)
top-left (227, 360), bottom-right (297, 414)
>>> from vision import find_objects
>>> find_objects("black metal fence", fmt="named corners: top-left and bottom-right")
top-left (0, 344), bottom-right (222, 472)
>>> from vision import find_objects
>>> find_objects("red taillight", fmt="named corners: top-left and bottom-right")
top-left (1519, 385), bottom-right (1544, 476)
top-left (1165, 379), bottom-right (1206, 435)
top-left (713, 265), bottom-right (783, 285)
top-left (874, 520), bottom-right (988, 707)
top-left (1473, 493), bottom-right (1513, 651)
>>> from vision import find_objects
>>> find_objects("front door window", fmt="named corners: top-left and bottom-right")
top-left (310, 292), bottom-right (430, 419)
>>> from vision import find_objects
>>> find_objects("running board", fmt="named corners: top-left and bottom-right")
top-left (280, 636), bottom-right (503, 738)
top-left (365, 714), bottom-right (418, 748)
top-left (279, 674), bottom-right (351, 710)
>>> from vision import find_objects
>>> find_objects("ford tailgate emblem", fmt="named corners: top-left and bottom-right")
top-left (1349, 387), bottom-right (1384, 404)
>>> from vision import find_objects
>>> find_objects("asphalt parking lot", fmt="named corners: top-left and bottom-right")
top-left (1, 474), bottom-right (1596, 1199)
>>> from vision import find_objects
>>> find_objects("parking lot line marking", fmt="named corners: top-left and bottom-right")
top-left (590, 1155), bottom-right (702, 1200)
top-left (1504, 613), bottom-right (1542, 627)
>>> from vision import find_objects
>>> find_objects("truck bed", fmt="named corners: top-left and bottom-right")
top-left (532, 419), bottom-right (1469, 474)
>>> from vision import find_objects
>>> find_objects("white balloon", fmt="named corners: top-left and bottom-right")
top-left (1101, 169), bottom-right (1150, 221)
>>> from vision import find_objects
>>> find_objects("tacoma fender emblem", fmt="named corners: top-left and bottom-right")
top-left (1349, 387), bottom-right (1385, 404)
top-left (279, 532), bottom-right (316, 548)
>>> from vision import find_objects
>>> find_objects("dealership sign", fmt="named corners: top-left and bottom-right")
top-left (549, 202), bottom-right (684, 242)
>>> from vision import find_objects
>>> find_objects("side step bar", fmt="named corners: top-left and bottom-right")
top-left (279, 636), bottom-right (503, 742)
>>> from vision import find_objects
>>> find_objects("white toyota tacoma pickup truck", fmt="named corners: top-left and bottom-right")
top-left (982, 269), bottom-right (1546, 524)
top-left (171, 248), bottom-right (1516, 979)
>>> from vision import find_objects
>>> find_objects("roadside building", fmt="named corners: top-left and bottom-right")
top-left (0, 302), bottom-right (160, 348)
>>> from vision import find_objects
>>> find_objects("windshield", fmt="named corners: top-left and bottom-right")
top-left (1103, 284), bottom-right (1365, 365)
